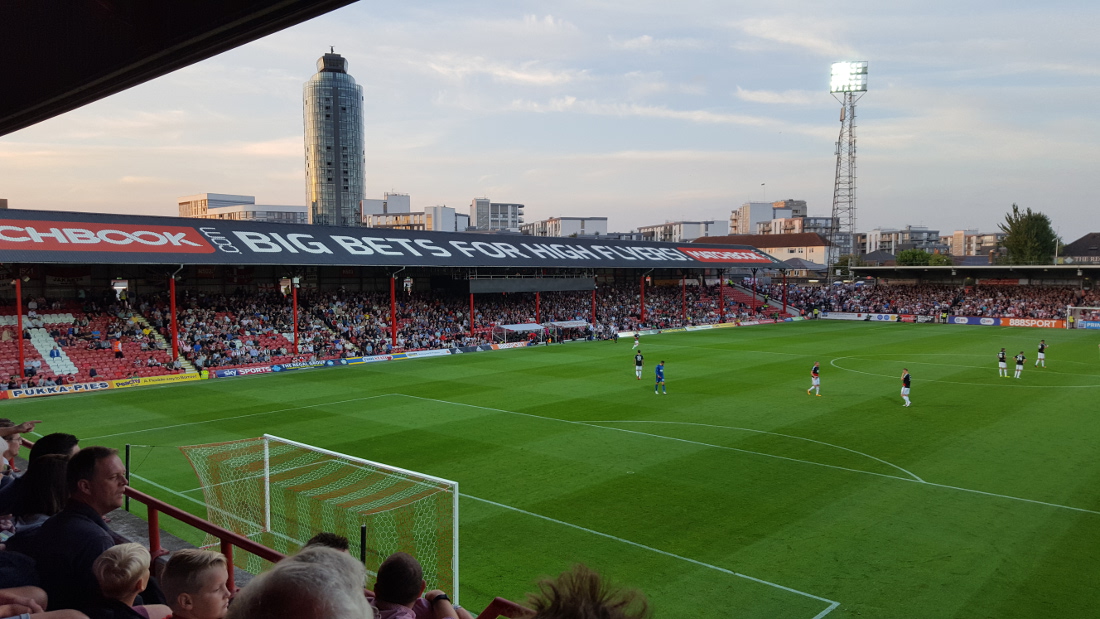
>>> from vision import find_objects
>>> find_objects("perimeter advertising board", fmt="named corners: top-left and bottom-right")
top-left (0, 209), bottom-right (780, 269)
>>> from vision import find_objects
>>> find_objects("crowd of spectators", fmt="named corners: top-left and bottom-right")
top-left (759, 282), bottom-right (1100, 319)
top-left (0, 421), bottom-right (649, 618)
top-left (5, 282), bottom-right (1097, 382)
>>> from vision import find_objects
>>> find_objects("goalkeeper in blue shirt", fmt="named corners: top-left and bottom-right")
top-left (654, 361), bottom-right (666, 395)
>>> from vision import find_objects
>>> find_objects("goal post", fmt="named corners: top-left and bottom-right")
top-left (1067, 306), bottom-right (1100, 329)
top-left (180, 435), bottom-right (460, 602)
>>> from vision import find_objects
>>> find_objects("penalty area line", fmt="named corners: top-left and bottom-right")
top-left (463, 494), bottom-right (840, 618)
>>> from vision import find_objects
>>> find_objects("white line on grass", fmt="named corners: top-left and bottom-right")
top-left (830, 357), bottom-right (1100, 388)
top-left (83, 394), bottom-right (397, 441)
top-left (585, 420), bottom-right (924, 482)
top-left (463, 494), bottom-right (840, 618)
top-left (132, 472), bottom-right (841, 618)
top-left (399, 394), bottom-right (920, 483)
top-left (401, 395), bottom-right (1100, 517)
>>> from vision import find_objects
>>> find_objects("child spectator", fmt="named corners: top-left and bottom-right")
top-left (88, 543), bottom-right (171, 619)
top-left (160, 549), bottom-right (230, 619)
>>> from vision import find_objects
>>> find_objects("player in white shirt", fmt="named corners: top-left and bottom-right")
top-left (1035, 340), bottom-right (1047, 368)
top-left (631, 334), bottom-right (640, 349)
top-left (807, 362), bottom-right (821, 396)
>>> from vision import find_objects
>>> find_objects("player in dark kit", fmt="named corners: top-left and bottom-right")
top-left (1014, 351), bottom-right (1026, 378)
top-left (807, 362), bottom-right (821, 396)
top-left (1036, 340), bottom-right (1047, 368)
top-left (634, 350), bottom-right (644, 380)
top-left (900, 368), bottom-right (912, 407)
top-left (998, 348), bottom-right (1008, 378)
top-left (654, 361), bottom-right (666, 394)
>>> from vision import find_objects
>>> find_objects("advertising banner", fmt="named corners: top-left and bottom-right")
top-left (214, 366), bottom-right (273, 378)
top-left (1000, 318), bottom-right (1065, 329)
top-left (271, 359), bottom-right (347, 372)
top-left (821, 312), bottom-right (865, 320)
top-left (0, 209), bottom-right (781, 269)
top-left (948, 316), bottom-right (1000, 326)
top-left (110, 373), bottom-right (202, 388)
top-left (916, 316), bottom-right (937, 323)
top-left (4, 381), bottom-right (111, 399)
top-left (493, 342), bottom-right (529, 350)
top-left (1079, 320), bottom-right (1100, 330)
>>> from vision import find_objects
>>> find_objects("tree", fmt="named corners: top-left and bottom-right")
top-left (896, 249), bottom-right (931, 266)
top-left (928, 252), bottom-right (953, 266)
top-left (998, 203), bottom-right (1058, 264)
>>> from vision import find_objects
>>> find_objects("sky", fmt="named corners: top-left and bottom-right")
top-left (1, 0), bottom-right (1098, 237)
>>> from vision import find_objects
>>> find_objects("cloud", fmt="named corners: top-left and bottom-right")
top-left (731, 18), bottom-right (857, 58)
top-left (413, 52), bottom-right (587, 86)
top-left (232, 136), bottom-right (302, 158)
top-left (735, 87), bottom-right (819, 105)
top-left (609, 35), bottom-right (705, 53)
top-left (505, 96), bottom-right (833, 138)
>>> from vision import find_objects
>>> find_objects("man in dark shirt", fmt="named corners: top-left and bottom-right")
top-left (900, 368), bottom-right (912, 407)
top-left (8, 446), bottom-right (130, 610)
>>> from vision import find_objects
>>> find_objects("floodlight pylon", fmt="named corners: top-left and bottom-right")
top-left (827, 61), bottom-right (867, 281)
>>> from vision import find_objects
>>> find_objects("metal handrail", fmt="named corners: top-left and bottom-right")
top-left (123, 486), bottom-right (285, 592)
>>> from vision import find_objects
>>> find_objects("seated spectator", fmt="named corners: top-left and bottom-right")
top-left (0, 431), bottom-right (73, 517)
top-left (526, 564), bottom-right (649, 619)
top-left (370, 552), bottom-right (470, 619)
top-left (48, 346), bottom-right (61, 359)
top-left (88, 369), bottom-right (99, 379)
top-left (160, 549), bottom-right (230, 619)
top-left (7, 446), bottom-right (163, 610)
top-left (11, 454), bottom-right (69, 533)
top-left (302, 531), bottom-right (349, 553)
top-left (225, 546), bottom-right (373, 619)
top-left (0, 586), bottom-right (87, 618)
top-left (87, 544), bottom-right (171, 619)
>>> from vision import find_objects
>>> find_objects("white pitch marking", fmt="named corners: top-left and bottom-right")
top-left (829, 357), bottom-right (1100, 388)
top-left (587, 420), bottom-right (924, 482)
top-left (83, 393), bottom-right (398, 441)
top-left (464, 494), bottom-right (840, 618)
top-left (398, 394), bottom-right (917, 483)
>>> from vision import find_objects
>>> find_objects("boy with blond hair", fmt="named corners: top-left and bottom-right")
top-left (88, 543), bottom-right (171, 619)
top-left (160, 549), bottom-right (231, 619)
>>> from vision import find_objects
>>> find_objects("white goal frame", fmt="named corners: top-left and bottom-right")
top-left (1066, 306), bottom-right (1100, 329)
top-left (261, 434), bottom-right (461, 603)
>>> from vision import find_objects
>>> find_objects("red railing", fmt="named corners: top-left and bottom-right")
top-left (20, 438), bottom-right (532, 616)
top-left (124, 486), bottom-right (285, 592)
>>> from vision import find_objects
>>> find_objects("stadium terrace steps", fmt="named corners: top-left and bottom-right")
top-left (29, 328), bottom-right (76, 375)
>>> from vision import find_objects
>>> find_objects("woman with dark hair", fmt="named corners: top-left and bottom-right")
top-left (12, 454), bottom-right (69, 533)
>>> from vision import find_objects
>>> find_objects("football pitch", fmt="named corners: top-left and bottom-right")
top-left (10, 321), bottom-right (1100, 618)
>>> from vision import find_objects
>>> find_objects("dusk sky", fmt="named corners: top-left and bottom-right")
top-left (1, 0), bottom-right (1097, 237)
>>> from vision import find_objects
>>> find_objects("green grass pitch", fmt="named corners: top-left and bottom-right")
top-left (9, 321), bottom-right (1100, 618)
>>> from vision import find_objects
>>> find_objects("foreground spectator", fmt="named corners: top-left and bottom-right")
top-left (11, 454), bottom-right (68, 533)
top-left (0, 586), bottom-right (88, 618)
top-left (225, 546), bottom-right (373, 619)
top-left (527, 564), bottom-right (649, 619)
top-left (87, 543), bottom-right (171, 619)
top-left (160, 549), bottom-right (230, 619)
top-left (8, 447), bottom-right (162, 610)
top-left (370, 552), bottom-right (471, 619)
top-left (0, 433), bottom-right (79, 517)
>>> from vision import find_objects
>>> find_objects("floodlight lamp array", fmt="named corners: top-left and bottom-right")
top-left (830, 61), bottom-right (868, 93)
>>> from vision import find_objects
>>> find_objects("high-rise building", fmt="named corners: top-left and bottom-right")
top-left (638, 220), bottom-right (728, 242)
top-left (729, 202), bottom-right (772, 235)
top-left (303, 51), bottom-right (364, 227)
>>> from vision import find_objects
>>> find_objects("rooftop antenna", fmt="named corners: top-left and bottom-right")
top-left (330, 46), bottom-right (335, 53)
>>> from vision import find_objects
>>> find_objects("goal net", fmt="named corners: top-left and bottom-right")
top-left (180, 435), bottom-right (458, 599)
top-left (1067, 306), bottom-right (1100, 329)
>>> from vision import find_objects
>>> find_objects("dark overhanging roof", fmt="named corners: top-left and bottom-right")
top-left (0, 209), bottom-right (783, 270)
top-left (852, 265), bottom-right (1099, 275)
top-left (0, 0), bottom-right (359, 136)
